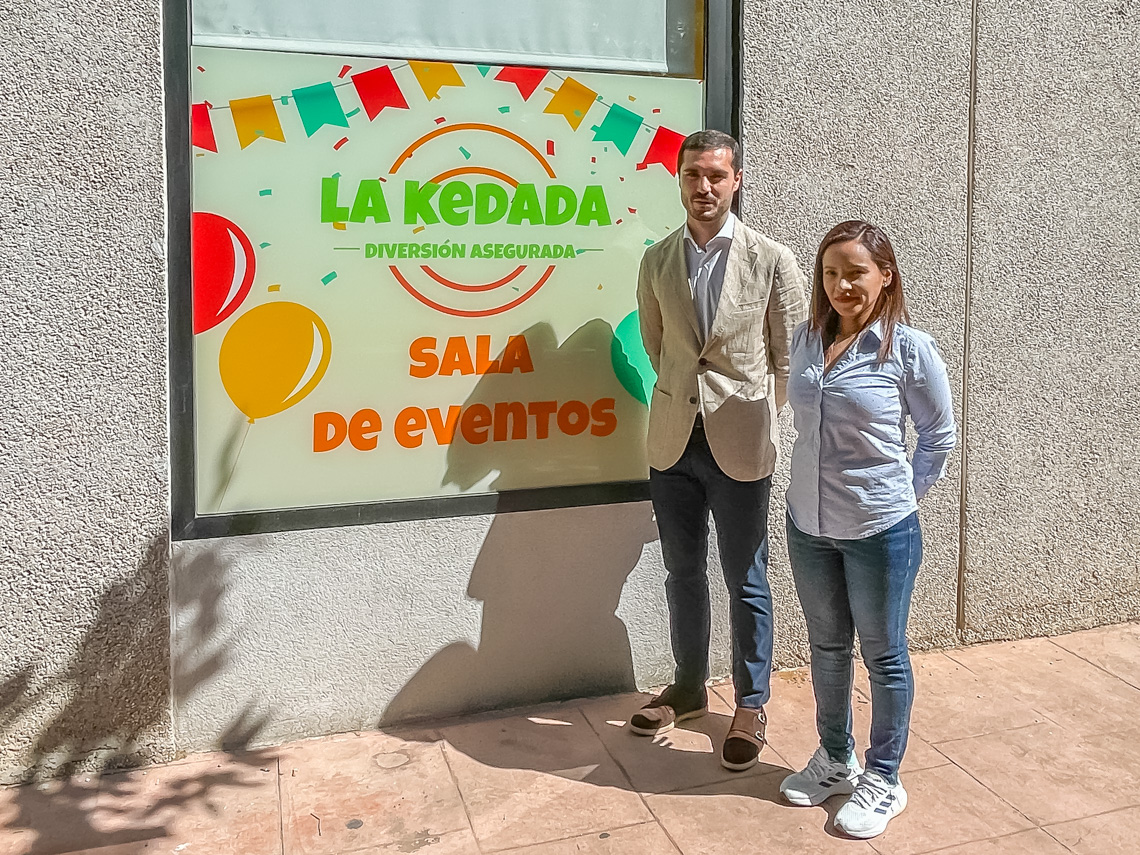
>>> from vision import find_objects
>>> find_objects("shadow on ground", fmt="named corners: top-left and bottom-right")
top-left (0, 537), bottom-right (271, 854)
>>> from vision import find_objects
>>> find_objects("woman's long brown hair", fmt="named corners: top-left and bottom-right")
top-left (810, 220), bottom-right (910, 364)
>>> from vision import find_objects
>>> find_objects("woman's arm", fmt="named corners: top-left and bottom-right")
top-left (903, 333), bottom-right (957, 500)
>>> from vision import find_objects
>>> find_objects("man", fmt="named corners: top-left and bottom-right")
top-left (631, 130), bottom-right (807, 771)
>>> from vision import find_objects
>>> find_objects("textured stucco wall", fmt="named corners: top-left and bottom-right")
top-left (963, 0), bottom-right (1140, 639)
top-left (740, 0), bottom-right (974, 656)
top-left (171, 504), bottom-right (699, 750)
top-left (0, 2), bottom-right (171, 783)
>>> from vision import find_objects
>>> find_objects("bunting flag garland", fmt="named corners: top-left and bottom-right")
top-left (351, 65), bottom-right (409, 119)
top-left (196, 61), bottom-right (688, 174)
top-left (637, 125), bottom-right (687, 175)
top-left (542, 76), bottom-right (598, 130)
top-left (191, 102), bottom-right (217, 152)
top-left (494, 66), bottom-right (549, 101)
top-left (409, 61), bottom-right (465, 101)
top-left (292, 81), bottom-right (349, 137)
top-left (230, 94), bottom-right (286, 149)
top-left (590, 102), bottom-right (643, 156)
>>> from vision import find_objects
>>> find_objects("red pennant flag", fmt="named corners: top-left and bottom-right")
top-left (637, 126), bottom-right (687, 175)
top-left (494, 66), bottom-right (549, 101)
top-left (191, 102), bottom-right (217, 152)
top-left (351, 65), bottom-right (410, 120)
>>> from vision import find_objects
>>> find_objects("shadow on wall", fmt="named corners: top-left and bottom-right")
top-left (0, 536), bottom-right (270, 852)
top-left (382, 320), bottom-right (658, 724)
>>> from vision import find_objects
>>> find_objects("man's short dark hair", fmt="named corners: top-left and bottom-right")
top-left (677, 130), bottom-right (742, 174)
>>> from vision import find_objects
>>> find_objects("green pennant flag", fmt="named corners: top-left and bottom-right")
top-left (590, 102), bottom-right (643, 156)
top-left (292, 81), bottom-right (349, 137)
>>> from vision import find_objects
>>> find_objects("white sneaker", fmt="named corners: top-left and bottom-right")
top-left (834, 770), bottom-right (907, 839)
top-left (779, 746), bottom-right (862, 806)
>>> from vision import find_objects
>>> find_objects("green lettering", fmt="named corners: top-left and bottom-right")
top-left (321, 175), bottom-right (350, 223)
top-left (439, 181), bottom-right (474, 226)
top-left (365, 243), bottom-right (378, 258)
top-left (507, 183), bottom-right (545, 225)
top-left (576, 185), bottom-right (611, 226)
top-left (545, 185), bottom-right (577, 226)
top-left (404, 180), bottom-right (441, 225)
top-left (475, 183), bottom-right (509, 224)
top-left (349, 180), bottom-right (391, 223)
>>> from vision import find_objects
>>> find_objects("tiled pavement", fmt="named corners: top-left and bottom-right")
top-left (3, 622), bottom-right (1140, 854)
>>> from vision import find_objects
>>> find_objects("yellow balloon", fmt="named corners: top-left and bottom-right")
top-left (219, 301), bottom-right (332, 421)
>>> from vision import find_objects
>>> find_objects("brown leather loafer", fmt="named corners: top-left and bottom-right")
top-left (629, 685), bottom-right (709, 736)
top-left (721, 705), bottom-right (767, 770)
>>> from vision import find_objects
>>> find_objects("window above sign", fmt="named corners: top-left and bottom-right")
top-left (192, 0), bottom-right (703, 77)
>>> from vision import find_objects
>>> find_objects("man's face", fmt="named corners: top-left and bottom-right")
top-left (679, 147), bottom-right (742, 225)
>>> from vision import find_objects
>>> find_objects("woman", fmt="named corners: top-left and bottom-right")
top-left (778, 221), bottom-right (956, 839)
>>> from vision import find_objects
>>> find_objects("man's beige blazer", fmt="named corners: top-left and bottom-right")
top-left (636, 219), bottom-right (808, 481)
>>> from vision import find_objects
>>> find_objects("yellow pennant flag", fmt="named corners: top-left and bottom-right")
top-left (542, 77), bottom-right (598, 131)
top-left (409, 61), bottom-right (465, 101)
top-left (230, 95), bottom-right (286, 149)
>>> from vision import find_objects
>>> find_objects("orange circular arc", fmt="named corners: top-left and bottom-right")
top-left (428, 166), bottom-right (519, 188)
top-left (389, 123), bottom-right (556, 178)
top-left (421, 264), bottom-right (526, 292)
top-left (390, 265), bottom-right (556, 318)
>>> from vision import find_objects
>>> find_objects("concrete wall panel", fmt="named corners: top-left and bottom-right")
top-left (171, 504), bottom-right (697, 752)
top-left (0, 2), bottom-right (171, 783)
top-left (964, 0), bottom-right (1140, 639)
top-left (740, 0), bottom-right (974, 654)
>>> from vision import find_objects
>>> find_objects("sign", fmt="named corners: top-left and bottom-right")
top-left (190, 47), bottom-right (703, 513)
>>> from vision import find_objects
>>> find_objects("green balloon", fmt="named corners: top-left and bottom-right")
top-left (611, 310), bottom-right (656, 405)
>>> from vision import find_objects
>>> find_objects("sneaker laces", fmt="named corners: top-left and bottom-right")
top-left (802, 748), bottom-right (837, 780)
top-left (848, 771), bottom-right (893, 810)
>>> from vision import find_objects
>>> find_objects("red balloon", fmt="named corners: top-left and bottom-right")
top-left (192, 212), bottom-right (256, 334)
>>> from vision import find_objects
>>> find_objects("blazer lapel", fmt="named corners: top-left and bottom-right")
top-left (704, 221), bottom-right (758, 347)
top-left (663, 228), bottom-right (701, 340)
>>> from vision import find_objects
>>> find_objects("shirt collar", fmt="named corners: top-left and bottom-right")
top-left (862, 319), bottom-right (885, 344)
top-left (684, 211), bottom-right (736, 250)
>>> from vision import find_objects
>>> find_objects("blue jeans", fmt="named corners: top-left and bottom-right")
top-left (648, 427), bottom-right (773, 708)
top-left (785, 512), bottom-right (922, 783)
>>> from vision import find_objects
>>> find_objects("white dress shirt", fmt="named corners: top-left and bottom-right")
top-left (683, 212), bottom-right (736, 343)
top-left (786, 320), bottom-right (957, 539)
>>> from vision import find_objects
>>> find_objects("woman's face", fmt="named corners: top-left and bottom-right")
top-left (821, 239), bottom-right (892, 330)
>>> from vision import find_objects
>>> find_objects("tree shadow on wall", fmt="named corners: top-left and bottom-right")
top-left (0, 535), bottom-right (270, 854)
top-left (382, 320), bottom-right (657, 724)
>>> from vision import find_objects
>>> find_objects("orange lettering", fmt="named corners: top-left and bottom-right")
top-left (474, 335), bottom-right (500, 374)
top-left (409, 337), bottom-right (439, 378)
top-left (591, 397), bottom-right (618, 436)
top-left (440, 336), bottom-right (475, 375)
top-left (313, 411), bottom-right (348, 452)
top-left (349, 408), bottom-right (383, 450)
top-left (499, 335), bottom-right (534, 374)
top-left (427, 405), bottom-right (462, 444)
top-left (460, 403), bottom-right (492, 444)
top-left (395, 407), bottom-right (427, 448)
top-left (528, 400), bottom-right (558, 439)
top-left (493, 401), bottom-right (528, 441)
top-left (557, 400), bottom-right (590, 436)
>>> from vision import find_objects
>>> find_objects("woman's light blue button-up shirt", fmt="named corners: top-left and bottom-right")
top-left (786, 320), bottom-right (957, 540)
